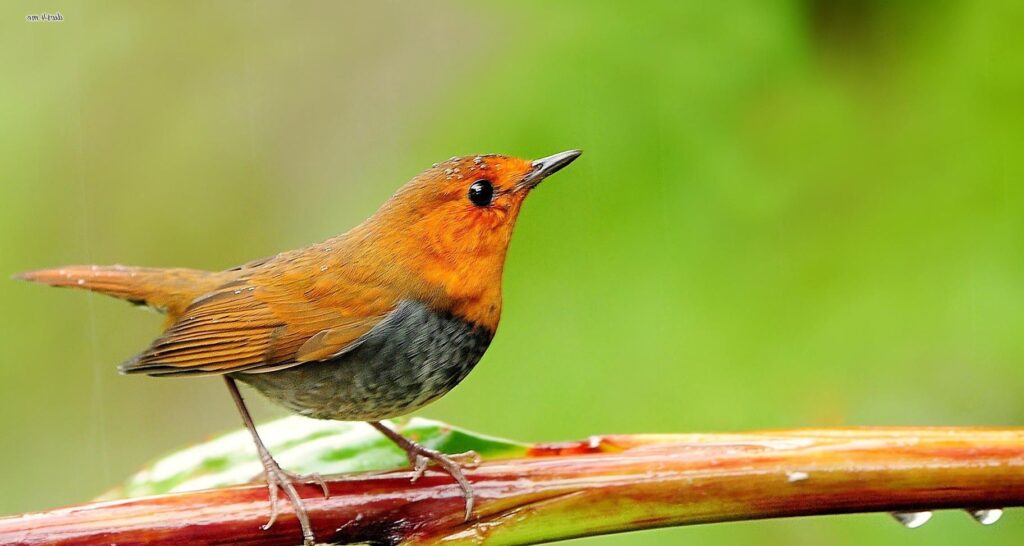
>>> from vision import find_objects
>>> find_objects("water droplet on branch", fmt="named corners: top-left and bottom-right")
top-left (891, 511), bottom-right (932, 528)
top-left (968, 508), bottom-right (1003, 525)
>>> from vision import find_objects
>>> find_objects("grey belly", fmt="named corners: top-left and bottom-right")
top-left (233, 300), bottom-right (493, 421)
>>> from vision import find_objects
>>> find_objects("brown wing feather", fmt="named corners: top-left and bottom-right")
top-left (120, 257), bottom-right (395, 376)
top-left (294, 319), bottom-right (380, 362)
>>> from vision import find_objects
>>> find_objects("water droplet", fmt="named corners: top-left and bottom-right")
top-left (432, 163), bottom-right (439, 168)
top-left (320, 265), bottom-right (328, 272)
top-left (785, 471), bottom-right (809, 483)
top-left (892, 511), bottom-right (932, 529)
top-left (444, 168), bottom-right (454, 175)
top-left (76, 279), bottom-right (85, 285)
top-left (968, 508), bottom-right (1003, 525)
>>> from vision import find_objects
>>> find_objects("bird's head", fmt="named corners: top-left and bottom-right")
top-left (354, 150), bottom-right (582, 325)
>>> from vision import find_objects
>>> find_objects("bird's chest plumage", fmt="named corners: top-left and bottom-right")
top-left (235, 300), bottom-right (494, 420)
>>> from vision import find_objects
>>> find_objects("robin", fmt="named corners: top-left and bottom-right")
top-left (17, 150), bottom-right (582, 545)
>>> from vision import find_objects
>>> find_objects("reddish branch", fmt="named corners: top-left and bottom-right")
top-left (2, 428), bottom-right (1023, 545)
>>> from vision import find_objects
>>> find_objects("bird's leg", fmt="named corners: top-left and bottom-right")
top-left (224, 377), bottom-right (323, 546)
top-left (369, 420), bottom-right (479, 521)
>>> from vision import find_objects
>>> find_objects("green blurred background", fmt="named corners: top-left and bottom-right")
top-left (3, 1), bottom-right (1023, 544)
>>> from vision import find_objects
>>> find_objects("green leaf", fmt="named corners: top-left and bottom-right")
top-left (102, 416), bottom-right (526, 500)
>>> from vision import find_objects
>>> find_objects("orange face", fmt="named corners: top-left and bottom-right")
top-left (408, 155), bottom-right (537, 258)
top-left (352, 151), bottom-right (581, 327)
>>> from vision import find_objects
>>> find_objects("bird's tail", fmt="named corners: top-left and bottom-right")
top-left (14, 265), bottom-right (225, 318)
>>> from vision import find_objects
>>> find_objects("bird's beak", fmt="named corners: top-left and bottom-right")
top-left (516, 149), bottom-right (582, 191)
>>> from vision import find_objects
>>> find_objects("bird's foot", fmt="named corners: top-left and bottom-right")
top-left (408, 449), bottom-right (481, 481)
top-left (403, 444), bottom-right (478, 521)
top-left (370, 421), bottom-right (478, 521)
top-left (257, 454), bottom-right (318, 546)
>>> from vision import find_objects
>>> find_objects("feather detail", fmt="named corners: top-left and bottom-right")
top-left (15, 265), bottom-right (223, 317)
top-left (119, 262), bottom-right (396, 376)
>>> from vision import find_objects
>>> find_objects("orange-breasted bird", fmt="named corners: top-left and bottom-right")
top-left (17, 150), bottom-right (582, 545)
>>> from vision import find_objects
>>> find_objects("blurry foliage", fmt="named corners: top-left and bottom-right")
top-left (1, 1), bottom-right (1022, 544)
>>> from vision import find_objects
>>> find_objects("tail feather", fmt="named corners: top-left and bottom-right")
top-left (15, 265), bottom-right (224, 318)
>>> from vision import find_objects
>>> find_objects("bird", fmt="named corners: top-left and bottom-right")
top-left (16, 150), bottom-right (582, 545)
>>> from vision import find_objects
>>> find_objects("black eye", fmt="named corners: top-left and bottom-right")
top-left (468, 179), bottom-right (494, 207)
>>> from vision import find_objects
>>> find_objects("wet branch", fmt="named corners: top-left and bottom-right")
top-left (2, 427), bottom-right (1022, 545)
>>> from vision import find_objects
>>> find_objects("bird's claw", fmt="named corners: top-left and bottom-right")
top-left (406, 449), bottom-right (480, 476)
top-left (257, 456), bottom-right (317, 546)
top-left (282, 469), bottom-right (331, 499)
top-left (450, 450), bottom-right (481, 468)
top-left (409, 454), bottom-right (430, 482)
top-left (371, 421), bottom-right (477, 521)
top-left (400, 445), bottom-right (476, 521)
top-left (262, 473), bottom-right (281, 530)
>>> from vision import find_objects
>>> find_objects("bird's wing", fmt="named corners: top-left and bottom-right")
top-left (119, 265), bottom-right (395, 376)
